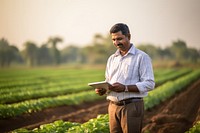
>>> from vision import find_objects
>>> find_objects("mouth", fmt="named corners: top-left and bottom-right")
top-left (117, 43), bottom-right (124, 48)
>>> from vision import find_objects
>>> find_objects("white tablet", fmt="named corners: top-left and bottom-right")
top-left (88, 81), bottom-right (111, 90)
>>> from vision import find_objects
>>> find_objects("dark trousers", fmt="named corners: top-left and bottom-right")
top-left (108, 100), bottom-right (144, 133)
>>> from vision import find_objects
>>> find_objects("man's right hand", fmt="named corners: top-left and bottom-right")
top-left (95, 88), bottom-right (107, 96)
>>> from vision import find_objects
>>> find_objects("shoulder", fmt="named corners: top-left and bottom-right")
top-left (129, 44), bottom-right (150, 58)
top-left (107, 54), bottom-right (116, 64)
top-left (107, 50), bottom-right (119, 60)
top-left (136, 48), bottom-right (148, 56)
top-left (134, 48), bottom-right (152, 61)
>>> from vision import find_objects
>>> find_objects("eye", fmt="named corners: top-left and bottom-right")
top-left (117, 37), bottom-right (123, 41)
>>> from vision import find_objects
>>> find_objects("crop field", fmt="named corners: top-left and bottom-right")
top-left (0, 66), bottom-right (200, 133)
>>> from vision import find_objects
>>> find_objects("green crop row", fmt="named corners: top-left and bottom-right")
top-left (0, 68), bottom-right (183, 90)
top-left (0, 69), bottom-right (105, 89)
top-left (66, 114), bottom-right (109, 133)
top-left (0, 68), bottom-right (190, 104)
top-left (0, 85), bottom-right (88, 104)
top-left (12, 69), bottom-right (200, 133)
top-left (13, 115), bottom-right (109, 133)
top-left (0, 75), bottom-right (104, 104)
top-left (12, 120), bottom-right (80, 133)
top-left (144, 69), bottom-right (200, 109)
top-left (153, 68), bottom-right (178, 76)
top-left (154, 68), bottom-right (191, 86)
top-left (0, 73), bottom-right (104, 94)
top-left (0, 68), bottom-right (105, 104)
top-left (0, 68), bottom-right (196, 118)
top-left (0, 91), bottom-right (105, 119)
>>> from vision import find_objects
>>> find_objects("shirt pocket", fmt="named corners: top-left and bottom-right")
top-left (122, 63), bottom-right (139, 81)
top-left (123, 63), bottom-right (132, 78)
top-left (123, 63), bottom-right (130, 75)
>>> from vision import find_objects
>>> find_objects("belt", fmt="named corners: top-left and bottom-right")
top-left (110, 98), bottom-right (142, 106)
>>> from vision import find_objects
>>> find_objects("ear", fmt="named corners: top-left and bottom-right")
top-left (127, 34), bottom-right (131, 40)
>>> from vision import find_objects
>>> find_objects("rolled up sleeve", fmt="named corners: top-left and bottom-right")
top-left (136, 54), bottom-right (155, 93)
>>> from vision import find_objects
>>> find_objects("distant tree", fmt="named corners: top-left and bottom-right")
top-left (0, 38), bottom-right (10, 67)
top-left (0, 38), bottom-right (21, 67)
top-left (137, 44), bottom-right (160, 60)
top-left (136, 39), bottom-right (199, 64)
top-left (9, 45), bottom-right (23, 64)
top-left (161, 47), bottom-right (173, 60)
top-left (47, 37), bottom-right (63, 65)
top-left (83, 33), bottom-right (115, 64)
top-left (103, 33), bottom-right (116, 57)
top-left (61, 45), bottom-right (82, 63)
top-left (187, 48), bottom-right (199, 63)
top-left (37, 44), bottom-right (51, 65)
top-left (169, 40), bottom-right (188, 61)
top-left (82, 45), bottom-right (95, 64)
top-left (92, 33), bottom-right (104, 44)
top-left (23, 41), bottom-right (38, 66)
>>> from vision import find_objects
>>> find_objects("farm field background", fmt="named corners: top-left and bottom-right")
top-left (0, 65), bottom-right (200, 133)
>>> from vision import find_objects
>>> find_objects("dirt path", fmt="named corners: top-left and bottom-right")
top-left (0, 79), bottom-right (200, 133)
top-left (142, 79), bottom-right (200, 133)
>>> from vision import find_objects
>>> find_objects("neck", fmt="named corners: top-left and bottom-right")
top-left (120, 43), bottom-right (132, 56)
top-left (120, 51), bottom-right (127, 56)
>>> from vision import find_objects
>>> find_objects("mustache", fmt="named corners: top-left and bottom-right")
top-left (117, 43), bottom-right (123, 47)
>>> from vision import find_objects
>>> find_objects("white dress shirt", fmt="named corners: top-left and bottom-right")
top-left (105, 44), bottom-right (155, 102)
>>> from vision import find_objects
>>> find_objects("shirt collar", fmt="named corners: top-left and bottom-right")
top-left (114, 43), bottom-right (136, 57)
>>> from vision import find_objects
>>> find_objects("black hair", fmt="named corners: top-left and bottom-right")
top-left (109, 23), bottom-right (130, 35)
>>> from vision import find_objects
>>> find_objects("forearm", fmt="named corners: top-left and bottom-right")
top-left (125, 85), bottom-right (140, 92)
top-left (109, 82), bottom-right (140, 93)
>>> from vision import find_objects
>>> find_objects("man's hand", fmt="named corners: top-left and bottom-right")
top-left (109, 82), bottom-right (125, 92)
top-left (95, 88), bottom-right (107, 96)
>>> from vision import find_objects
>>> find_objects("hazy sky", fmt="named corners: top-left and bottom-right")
top-left (0, 0), bottom-right (200, 50)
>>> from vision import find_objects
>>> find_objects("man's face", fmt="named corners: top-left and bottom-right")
top-left (111, 31), bottom-right (131, 53)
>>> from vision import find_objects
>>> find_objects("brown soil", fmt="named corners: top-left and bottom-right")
top-left (0, 79), bottom-right (200, 133)
top-left (142, 79), bottom-right (200, 133)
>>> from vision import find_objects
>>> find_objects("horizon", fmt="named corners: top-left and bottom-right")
top-left (0, 0), bottom-right (200, 50)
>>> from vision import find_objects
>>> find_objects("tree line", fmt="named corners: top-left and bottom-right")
top-left (0, 33), bottom-right (199, 67)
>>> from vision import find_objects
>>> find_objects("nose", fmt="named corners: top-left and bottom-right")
top-left (113, 40), bottom-right (120, 46)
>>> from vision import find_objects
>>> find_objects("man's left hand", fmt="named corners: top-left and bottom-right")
top-left (109, 82), bottom-right (125, 92)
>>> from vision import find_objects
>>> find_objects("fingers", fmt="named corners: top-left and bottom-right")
top-left (95, 88), bottom-right (106, 96)
top-left (95, 83), bottom-right (125, 93)
top-left (109, 82), bottom-right (124, 92)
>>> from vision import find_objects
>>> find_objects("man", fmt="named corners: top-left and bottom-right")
top-left (95, 23), bottom-right (155, 133)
